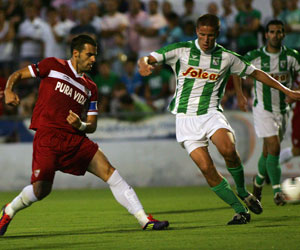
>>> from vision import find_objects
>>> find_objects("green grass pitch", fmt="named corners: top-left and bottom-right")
top-left (1, 185), bottom-right (300, 250)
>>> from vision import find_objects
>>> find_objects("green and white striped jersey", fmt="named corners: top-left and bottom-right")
top-left (244, 46), bottom-right (300, 114)
top-left (150, 39), bottom-right (255, 115)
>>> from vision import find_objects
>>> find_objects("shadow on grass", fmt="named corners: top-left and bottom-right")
top-left (254, 214), bottom-right (300, 225)
top-left (153, 206), bottom-right (230, 215)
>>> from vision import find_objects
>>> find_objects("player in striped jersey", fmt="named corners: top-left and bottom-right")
top-left (139, 14), bottom-right (300, 224)
top-left (0, 35), bottom-right (168, 236)
top-left (244, 20), bottom-right (300, 206)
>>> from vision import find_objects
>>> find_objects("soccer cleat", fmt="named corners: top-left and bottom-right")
top-left (274, 192), bottom-right (286, 206)
top-left (227, 211), bottom-right (250, 225)
top-left (252, 176), bottom-right (263, 201)
top-left (143, 214), bottom-right (169, 230)
top-left (0, 204), bottom-right (12, 236)
top-left (239, 192), bottom-right (263, 214)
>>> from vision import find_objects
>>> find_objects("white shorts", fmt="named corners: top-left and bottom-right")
top-left (253, 106), bottom-right (288, 138)
top-left (176, 111), bottom-right (235, 154)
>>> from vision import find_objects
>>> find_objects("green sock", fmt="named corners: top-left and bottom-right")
top-left (211, 178), bottom-right (247, 214)
top-left (266, 154), bottom-right (282, 194)
top-left (227, 165), bottom-right (248, 198)
top-left (256, 153), bottom-right (267, 186)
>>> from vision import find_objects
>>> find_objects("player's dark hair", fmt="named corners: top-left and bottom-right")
top-left (196, 14), bottom-right (220, 33)
top-left (70, 35), bottom-right (97, 54)
top-left (266, 19), bottom-right (285, 33)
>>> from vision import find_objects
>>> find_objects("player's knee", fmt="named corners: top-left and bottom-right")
top-left (220, 144), bottom-right (236, 158)
top-left (103, 165), bottom-right (116, 182)
top-left (33, 183), bottom-right (52, 200)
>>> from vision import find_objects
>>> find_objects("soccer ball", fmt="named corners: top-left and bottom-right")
top-left (281, 177), bottom-right (300, 203)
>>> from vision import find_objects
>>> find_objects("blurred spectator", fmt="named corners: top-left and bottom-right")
top-left (54, 4), bottom-right (75, 59)
top-left (88, 1), bottom-right (102, 34)
top-left (110, 82), bottom-right (128, 115)
top-left (18, 5), bottom-right (48, 64)
top-left (117, 93), bottom-right (154, 122)
top-left (107, 32), bottom-right (130, 75)
top-left (143, 65), bottom-right (171, 111)
top-left (181, 0), bottom-right (200, 26)
top-left (221, 0), bottom-right (237, 50)
top-left (43, 7), bottom-right (68, 59)
top-left (135, 0), bottom-right (167, 57)
top-left (92, 60), bottom-right (120, 113)
top-left (31, 0), bottom-right (48, 20)
top-left (161, 0), bottom-right (173, 19)
top-left (181, 20), bottom-right (197, 42)
top-left (120, 57), bottom-right (143, 96)
top-left (126, 0), bottom-right (148, 55)
top-left (101, 0), bottom-right (129, 60)
top-left (279, 0), bottom-right (300, 51)
top-left (233, 0), bottom-right (261, 55)
top-left (68, 7), bottom-right (97, 43)
top-left (4, 0), bottom-right (24, 32)
top-left (160, 12), bottom-right (184, 46)
top-left (51, 0), bottom-right (74, 9)
top-left (0, 8), bottom-right (15, 78)
top-left (264, 0), bottom-right (284, 26)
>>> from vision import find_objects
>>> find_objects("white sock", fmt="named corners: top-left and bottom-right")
top-left (5, 185), bottom-right (38, 218)
top-left (107, 170), bottom-right (148, 226)
top-left (279, 147), bottom-right (293, 164)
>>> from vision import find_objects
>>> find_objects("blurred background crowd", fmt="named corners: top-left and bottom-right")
top-left (0, 0), bottom-right (300, 121)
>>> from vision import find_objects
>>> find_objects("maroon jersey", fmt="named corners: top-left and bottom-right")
top-left (28, 57), bottom-right (98, 133)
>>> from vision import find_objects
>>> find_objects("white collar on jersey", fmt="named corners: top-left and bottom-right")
top-left (195, 39), bottom-right (217, 55)
top-left (263, 46), bottom-right (283, 56)
top-left (67, 60), bottom-right (84, 78)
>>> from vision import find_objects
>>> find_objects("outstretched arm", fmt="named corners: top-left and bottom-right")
top-left (5, 67), bottom-right (33, 106)
top-left (138, 55), bottom-right (157, 76)
top-left (250, 69), bottom-right (300, 100)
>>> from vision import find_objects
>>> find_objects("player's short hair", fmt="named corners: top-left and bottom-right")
top-left (266, 19), bottom-right (285, 33)
top-left (196, 14), bottom-right (220, 32)
top-left (70, 35), bottom-right (97, 54)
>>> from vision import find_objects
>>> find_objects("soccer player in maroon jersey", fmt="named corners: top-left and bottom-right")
top-left (0, 35), bottom-right (169, 236)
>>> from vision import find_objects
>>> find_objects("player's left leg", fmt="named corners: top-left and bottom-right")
top-left (264, 136), bottom-right (286, 205)
top-left (211, 128), bottom-right (263, 214)
top-left (87, 149), bottom-right (169, 230)
top-left (0, 181), bottom-right (52, 236)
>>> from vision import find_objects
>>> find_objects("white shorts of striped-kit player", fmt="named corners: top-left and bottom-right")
top-left (253, 105), bottom-right (288, 138)
top-left (176, 111), bottom-right (235, 154)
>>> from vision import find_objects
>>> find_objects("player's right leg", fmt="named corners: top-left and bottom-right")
top-left (264, 136), bottom-right (286, 205)
top-left (87, 149), bottom-right (169, 230)
top-left (253, 143), bottom-right (268, 201)
top-left (0, 181), bottom-right (52, 236)
top-left (189, 147), bottom-right (250, 225)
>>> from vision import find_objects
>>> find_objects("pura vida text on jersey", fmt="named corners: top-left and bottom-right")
top-left (54, 81), bottom-right (87, 105)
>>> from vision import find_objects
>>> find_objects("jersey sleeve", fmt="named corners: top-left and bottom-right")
top-left (230, 53), bottom-right (256, 77)
top-left (28, 57), bottom-right (56, 78)
top-left (87, 83), bottom-right (98, 116)
top-left (150, 42), bottom-right (188, 66)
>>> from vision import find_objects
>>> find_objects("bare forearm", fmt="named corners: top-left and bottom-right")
top-left (232, 75), bottom-right (243, 95)
top-left (251, 69), bottom-right (290, 94)
top-left (5, 71), bottom-right (22, 91)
